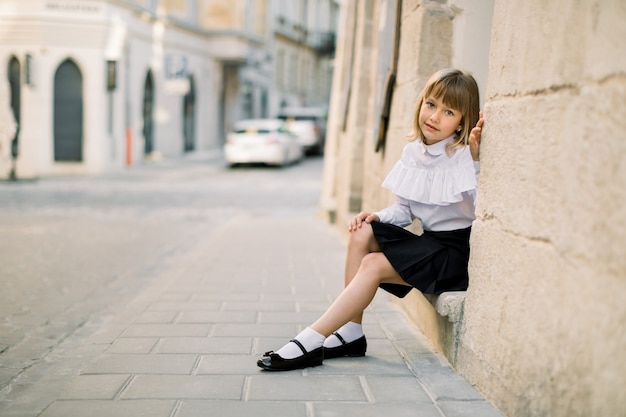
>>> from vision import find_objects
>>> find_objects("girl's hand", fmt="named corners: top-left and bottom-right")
top-left (469, 111), bottom-right (484, 161)
top-left (348, 212), bottom-right (380, 232)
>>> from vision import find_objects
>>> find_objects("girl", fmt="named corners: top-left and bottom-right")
top-left (258, 68), bottom-right (484, 371)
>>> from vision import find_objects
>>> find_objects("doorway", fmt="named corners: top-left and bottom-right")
top-left (53, 59), bottom-right (83, 161)
top-left (183, 75), bottom-right (195, 152)
top-left (142, 70), bottom-right (155, 154)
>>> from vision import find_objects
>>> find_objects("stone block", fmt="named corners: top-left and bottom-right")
top-left (85, 354), bottom-right (197, 374)
top-left (246, 374), bottom-right (367, 401)
top-left (58, 374), bottom-right (130, 400)
top-left (156, 336), bottom-right (252, 354)
top-left (176, 400), bottom-right (307, 417)
top-left (434, 291), bottom-right (466, 323)
top-left (406, 353), bottom-right (484, 401)
top-left (365, 376), bottom-right (433, 403)
top-left (122, 324), bottom-right (211, 338)
top-left (438, 399), bottom-right (506, 417)
top-left (313, 401), bottom-right (442, 417)
top-left (39, 400), bottom-right (176, 417)
top-left (106, 338), bottom-right (158, 354)
top-left (122, 375), bottom-right (245, 400)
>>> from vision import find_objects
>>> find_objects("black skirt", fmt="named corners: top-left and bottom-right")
top-left (371, 221), bottom-right (471, 298)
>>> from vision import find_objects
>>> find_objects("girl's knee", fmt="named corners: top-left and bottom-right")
top-left (348, 223), bottom-right (377, 249)
top-left (359, 253), bottom-right (388, 275)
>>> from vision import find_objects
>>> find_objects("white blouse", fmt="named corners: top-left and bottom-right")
top-left (374, 136), bottom-right (480, 232)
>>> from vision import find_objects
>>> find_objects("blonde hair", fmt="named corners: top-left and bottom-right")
top-left (409, 68), bottom-right (480, 154)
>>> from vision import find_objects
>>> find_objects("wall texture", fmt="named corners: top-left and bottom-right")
top-left (321, 0), bottom-right (626, 416)
top-left (459, 1), bottom-right (626, 416)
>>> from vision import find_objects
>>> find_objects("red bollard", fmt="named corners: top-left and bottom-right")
top-left (125, 127), bottom-right (132, 166)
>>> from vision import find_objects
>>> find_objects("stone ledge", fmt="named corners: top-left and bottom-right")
top-left (395, 290), bottom-right (467, 367)
top-left (430, 291), bottom-right (466, 323)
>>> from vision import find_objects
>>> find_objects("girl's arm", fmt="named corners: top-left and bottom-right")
top-left (372, 196), bottom-right (413, 227)
top-left (348, 196), bottom-right (413, 232)
top-left (469, 111), bottom-right (484, 161)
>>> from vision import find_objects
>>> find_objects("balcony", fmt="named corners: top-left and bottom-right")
top-left (308, 31), bottom-right (335, 55)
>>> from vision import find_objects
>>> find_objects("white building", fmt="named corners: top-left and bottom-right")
top-left (0, 0), bottom-right (337, 179)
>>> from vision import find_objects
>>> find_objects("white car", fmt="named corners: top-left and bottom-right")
top-left (277, 107), bottom-right (326, 155)
top-left (225, 119), bottom-right (304, 167)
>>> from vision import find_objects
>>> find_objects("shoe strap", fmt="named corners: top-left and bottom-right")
top-left (289, 339), bottom-right (308, 355)
top-left (332, 331), bottom-right (347, 346)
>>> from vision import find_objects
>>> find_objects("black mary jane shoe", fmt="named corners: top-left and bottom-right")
top-left (323, 333), bottom-right (367, 359)
top-left (257, 339), bottom-right (324, 371)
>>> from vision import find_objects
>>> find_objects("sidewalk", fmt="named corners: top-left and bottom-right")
top-left (3, 213), bottom-right (504, 417)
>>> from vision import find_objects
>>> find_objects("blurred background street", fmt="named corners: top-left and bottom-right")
top-left (0, 154), bottom-right (324, 390)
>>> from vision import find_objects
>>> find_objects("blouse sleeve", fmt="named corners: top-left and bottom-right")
top-left (374, 195), bottom-right (414, 227)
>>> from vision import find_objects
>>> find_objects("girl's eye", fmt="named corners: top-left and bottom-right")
top-left (445, 110), bottom-right (455, 116)
top-left (426, 101), bottom-right (435, 108)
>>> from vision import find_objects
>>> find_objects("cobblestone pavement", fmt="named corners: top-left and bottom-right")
top-left (0, 155), bottom-right (504, 417)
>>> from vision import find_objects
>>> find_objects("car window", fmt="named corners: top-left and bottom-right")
top-left (277, 115), bottom-right (318, 122)
top-left (234, 128), bottom-right (272, 134)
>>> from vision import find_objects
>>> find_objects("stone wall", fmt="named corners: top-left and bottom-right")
top-left (321, 0), bottom-right (626, 416)
top-left (458, 1), bottom-right (626, 416)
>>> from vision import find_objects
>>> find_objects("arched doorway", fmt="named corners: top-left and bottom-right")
top-left (7, 57), bottom-right (20, 161)
top-left (142, 71), bottom-right (154, 154)
top-left (53, 59), bottom-right (83, 161)
top-left (183, 75), bottom-right (195, 152)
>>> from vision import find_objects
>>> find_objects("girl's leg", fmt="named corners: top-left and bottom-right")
top-left (311, 251), bottom-right (410, 337)
top-left (263, 252), bottom-right (408, 359)
top-left (259, 225), bottom-right (410, 369)
top-left (342, 223), bottom-right (382, 324)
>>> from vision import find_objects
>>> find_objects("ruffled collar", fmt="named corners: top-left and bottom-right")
top-left (419, 135), bottom-right (456, 156)
top-left (380, 139), bottom-right (477, 206)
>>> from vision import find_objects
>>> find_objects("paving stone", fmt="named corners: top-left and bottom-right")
top-left (39, 400), bottom-right (176, 417)
top-left (405, 353), bottom-right (485, 402)
top-left (135, 311), bottom-right (179, 323)
top-left (177, 311), bottom-right (257, 324)
top-left (307, 355), bottom-right (414, 376)
top-left (156, 292), bottom-right (191, 302)
top-left (122, 324), bottom-right (211, 337)
top-left (364, 337), bottom-right (400, 356)
top-left (106, 338), bottom-right (159, 354)
top-left (212, 323), bottom-right (299, 338)
top-left (222, 300), bottom-right (296, 311)
top-left (85, 354), bottom-right (197, 374)
top-left (258, 310), bottom-right (323, 324)
top-left (365, 376), bottom-right (434, 403)
top-left (247, 374), bottom-right (367, 401)
top-left (190, 292), bottom-right (260, 302)
top-left (122, 375), bottom-right (245, 400)
top-left (146, 301), bottom-right (221, 311)
top-left (438, 400), bottom-right (506, 417)
top-left (156, 337), bottom-right (253, 354)
top-left (0, 366), bottom-right (19, 386)
top-left (176, 400), bottom-right (308, 417)
top-left (313, 401), bottom-right (443, 417)
top-left (58, 374), bottom-right (131, 399)
top-left (196, 354), bottom-right (258, 374)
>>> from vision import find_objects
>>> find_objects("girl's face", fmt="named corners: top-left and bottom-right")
top-left (419, 95), bottom-right (463, 145)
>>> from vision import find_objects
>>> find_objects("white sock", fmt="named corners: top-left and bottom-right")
top-left (323, 321), bottom-right (364, 348)
top-left (274, 327), bottom-right (325, 359)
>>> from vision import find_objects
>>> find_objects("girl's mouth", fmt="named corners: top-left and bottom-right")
top-left (424, 123), bottom-right (438, 132)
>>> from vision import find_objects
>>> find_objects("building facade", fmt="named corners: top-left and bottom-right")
top-left (0, 0), bottom-right (338, 179)
top-left (321, 1), bottom-right (626, 416)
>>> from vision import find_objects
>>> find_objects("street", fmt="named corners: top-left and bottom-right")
top-left (0, 154), bottom-right (501, 417)
top-left (0, 155), bottom-right (324, 395)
